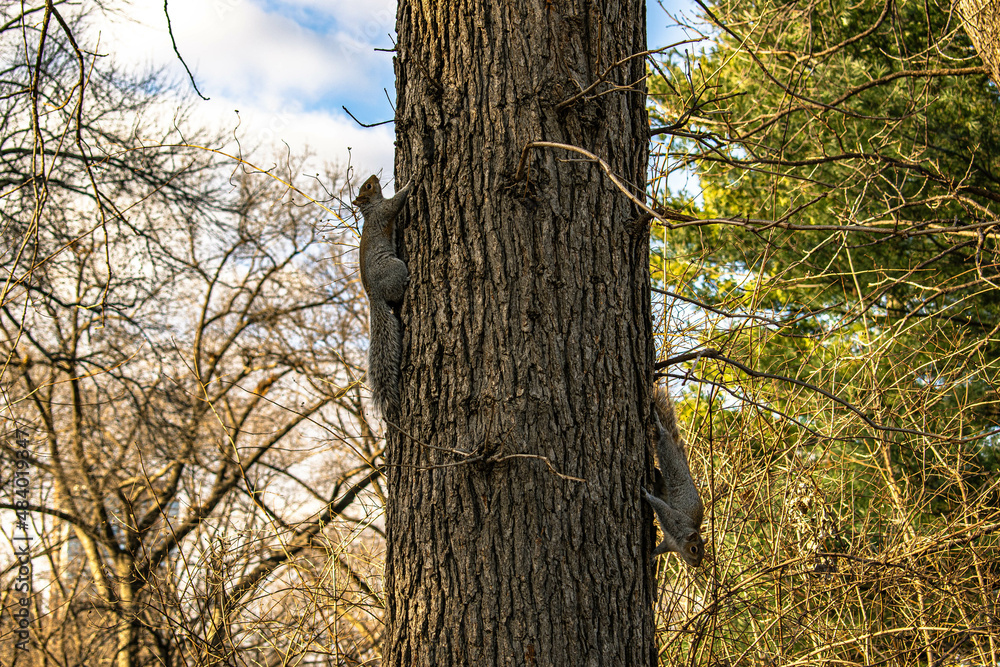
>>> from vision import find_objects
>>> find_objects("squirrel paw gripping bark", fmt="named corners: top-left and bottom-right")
top-left (643, 387), bottom-right (705, 567)
top-left (354, 175), bottom-right (413, 417)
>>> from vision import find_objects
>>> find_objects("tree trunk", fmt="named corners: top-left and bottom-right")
top-left (385, 2), bottom-right (656, 665)
top-left (957, 0), bottom-right (1000, 84)
top-left (115, 557), bottom-right (137, 667)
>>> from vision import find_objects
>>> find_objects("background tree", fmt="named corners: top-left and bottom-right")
top-left (958, 0), bottom-right (1000, 84)
top-left (0, 4), bottom-right (388, 666)
top-left (643, 0), bottom-right (1000, 664)
top-left (384, 1), bottom-right (658, 664)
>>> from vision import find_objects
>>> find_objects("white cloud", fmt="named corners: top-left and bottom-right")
top-left (169, 0), bottom-right (385, 100)
top-left (89, 0), bottom-right (398, 177)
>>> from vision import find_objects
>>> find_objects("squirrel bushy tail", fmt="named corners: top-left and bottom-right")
top-left (652, 388), bottom-right (682, 459)
top-left (368, 299), bottom-right (402, 416)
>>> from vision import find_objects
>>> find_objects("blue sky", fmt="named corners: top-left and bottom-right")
top-left (99, 0), bottom-right (698, 179)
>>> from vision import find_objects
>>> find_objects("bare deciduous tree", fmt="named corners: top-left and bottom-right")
top-left (0, 4), bottom-right (389, 666)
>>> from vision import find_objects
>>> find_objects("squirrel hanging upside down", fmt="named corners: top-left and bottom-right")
top-left (643, 387), bottom-right (705, 567)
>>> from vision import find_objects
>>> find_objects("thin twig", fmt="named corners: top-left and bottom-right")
top-left (163, 0), bottom-right (209, 100)
top-left (342, 106), bottom-right (393, 128)
top-left (656, 348), bottom-right (970, 442)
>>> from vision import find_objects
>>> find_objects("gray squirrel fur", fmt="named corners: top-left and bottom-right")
top-left (354, 175), bottom-right (413, 417)
top-left (643, 386), bottom-right (705, 567)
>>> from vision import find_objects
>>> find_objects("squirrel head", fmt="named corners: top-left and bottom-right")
top-left (679, 531), bottom-right (705, 567)
top-left (352, 175), bottom-right (382, 207)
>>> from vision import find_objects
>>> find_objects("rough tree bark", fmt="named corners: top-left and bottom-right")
top-left (384, 2), bottom-right (656, 665)
top-left (957, 0), bottom-right (1000, 83)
